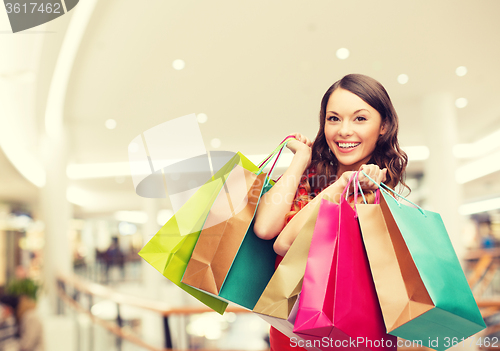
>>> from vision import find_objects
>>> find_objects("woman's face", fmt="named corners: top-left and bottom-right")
top-left (324, 88), bottom-right (386, 172)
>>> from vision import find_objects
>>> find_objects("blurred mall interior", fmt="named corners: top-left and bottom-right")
top-left (1, 0), bottom-right (500, 350)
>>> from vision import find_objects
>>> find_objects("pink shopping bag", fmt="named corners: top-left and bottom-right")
top-left (294, 174), bottom-right (396, 351)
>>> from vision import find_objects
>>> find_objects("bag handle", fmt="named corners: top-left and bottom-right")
top-left (258, 135), bottom-right (296, 169)
top-left (354, 171), bottom-right (368, 204)
top-left (339, 172), bottom-right (366, 218)
top-left (360, 170), bottom-right (426, 217)
top-left (257, 137), bottom-right (295, 180)
top-left (340, 172), bottom-right (358, 200)
top-left (354, 172), bottom-right (380, 205)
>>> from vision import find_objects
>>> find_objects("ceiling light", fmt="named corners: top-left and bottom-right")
top-left (455, 98), bottom-right (468, 108)
top-left (210, 138), bottom-right (221, 148)
top-left (172, 59), bottom-right (185, 70)
top-left (67, 162), bottom-right (131, 179)
top-left (397, 74), bottom-right (409, 85)
top-left (459, 197), bottom-right (500, 215)
top-left (336, 48), bottom-right (350, 60)
top-left (105, 119), bottom-right (117, 130)
top-left (114, 211), bottom-right (148, 224)
top-left (453, 128), bottom-right (500, 159)
top-left (118, 221), bottom-right (137, 235)
top-left (401, 146), bottom-right (429, 161)
top-left (456, 149), bottom-right (500, 183)
top-left (455, 66), bottom-right (467, 77)
top-left (197, 113), bottom-right (208, 124)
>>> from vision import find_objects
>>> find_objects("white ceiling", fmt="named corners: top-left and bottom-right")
top-left (1, 0), bottom-right (500, 216)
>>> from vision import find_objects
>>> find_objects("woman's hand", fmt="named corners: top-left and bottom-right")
top-left (285, 133), bottom-right (312, 167)
top-left (357, 164), bottom-right (387, 191)
top-left (334, 164), bottom-right (387, 194)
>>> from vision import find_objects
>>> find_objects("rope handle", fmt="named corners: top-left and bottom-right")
top-left (339, 172), bottom-right (367, 218)
top-left (258, 135), bottom-right (296, 169)
top-left (256, 136), bottom-right (296, 180)
top-left (360, 170), bottom-right (426, 216)
top-left (355, 172), bottom-right (380, 205)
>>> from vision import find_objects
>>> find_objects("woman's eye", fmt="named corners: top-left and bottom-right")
top-left (327, 116), bottom-right (340, 122)
top-left (355, 116), bottom-right (367, 121)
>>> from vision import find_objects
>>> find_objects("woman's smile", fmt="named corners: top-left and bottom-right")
top-left (335, 141), bottom-right (361, 153)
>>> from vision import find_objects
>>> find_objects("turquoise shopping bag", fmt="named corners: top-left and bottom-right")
top-left (214, 180), bottom-right (276, 309)
top-left (360, 171), bottom-right (485, 351)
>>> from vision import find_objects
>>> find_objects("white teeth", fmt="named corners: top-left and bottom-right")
top-left (338, 142), bottom-right (360, 148)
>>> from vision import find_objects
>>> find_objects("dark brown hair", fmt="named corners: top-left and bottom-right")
top-left (288, 74), bottom-right (409, 219)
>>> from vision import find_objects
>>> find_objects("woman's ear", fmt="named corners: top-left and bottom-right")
top-left (379, 122), bottom-right (387, 136)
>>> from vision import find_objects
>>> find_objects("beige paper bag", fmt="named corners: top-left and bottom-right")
top-left (253, 198), bottom-right (323, 318)
top-left (357, 194), bottom-right (434, 332)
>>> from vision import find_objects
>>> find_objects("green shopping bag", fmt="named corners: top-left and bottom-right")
top-left (360, 171), bottom-right (485, 351)
top-left (139, 152), bottom-right (258, 314)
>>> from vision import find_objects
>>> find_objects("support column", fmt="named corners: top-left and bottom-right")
top-left (40, 130), bottom-right (72, 314)
top-left (421, 92), bottom-right (465, 259)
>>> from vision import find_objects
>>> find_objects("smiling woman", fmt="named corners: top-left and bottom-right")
top-left (324, 88), bottom-right (386, 174)
top-left (252, 73), bottom-right (409, 351)
top-left (254, 74), bottom-right (409, 251)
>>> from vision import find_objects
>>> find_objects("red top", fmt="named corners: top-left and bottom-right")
top-left (269, 167), bottom-right (324, 351)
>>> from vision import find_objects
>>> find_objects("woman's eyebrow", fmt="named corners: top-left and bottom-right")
top-left (327, 108), bottom-right (370, 116)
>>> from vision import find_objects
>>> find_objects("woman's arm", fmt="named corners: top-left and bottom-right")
top-left (253, 134), bottom-right (312, 240)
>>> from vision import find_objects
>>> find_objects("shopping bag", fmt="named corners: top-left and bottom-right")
top-left (357, 171), bottom-right (486, 351)
top-left (181, 141), bottom-right (292, 309)
top-left (253, 199), bottom-right (322, 318)
top-left (139, 152), bottom-right (257, 313)
top-left (294, 175), bottom-right (396, 351)
top-left (212, 207), bottom-right (276, 309)
top-left (181, 166), bottom-right (267, 294)
top-left (357, 189), bottom-right (434, 332)
top-left (252, 194), bottom-right (335, 351)
top-left (293, 197), bottom-right (339, 336)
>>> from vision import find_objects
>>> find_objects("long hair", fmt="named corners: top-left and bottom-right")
top-left (287, 74), bottom-right (409, 219)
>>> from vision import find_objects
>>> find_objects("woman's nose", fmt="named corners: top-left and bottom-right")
top-left (338, 121), bottom-right (353, 136)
